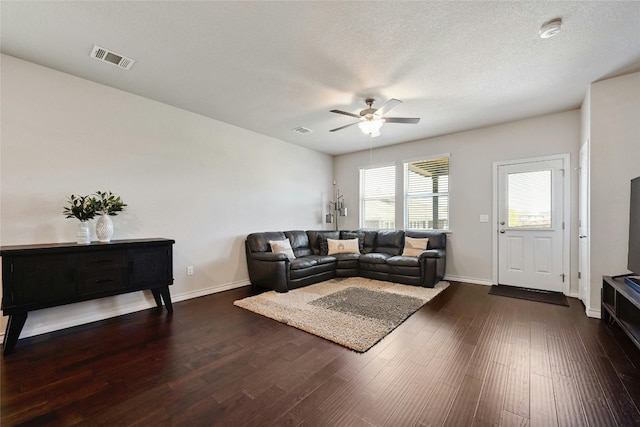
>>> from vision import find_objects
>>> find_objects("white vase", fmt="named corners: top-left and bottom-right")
top-left (96, 215), bottom-right (114, 242)
top-left (77, 221), bottom-right (91, 245)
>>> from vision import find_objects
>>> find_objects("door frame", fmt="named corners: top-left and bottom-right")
top-left (492, 153), bottom-right (571, 295)
top-left (579, 140), bottom-right (595, 316)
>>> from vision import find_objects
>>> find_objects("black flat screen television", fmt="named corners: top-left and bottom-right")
top-left (627, 176), bottom-right (640, 289)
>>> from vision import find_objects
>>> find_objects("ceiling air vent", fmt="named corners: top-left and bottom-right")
top-left (90, 45), bottom-right (135, 70)
top-left (292, 126), bottom-right (313, 135)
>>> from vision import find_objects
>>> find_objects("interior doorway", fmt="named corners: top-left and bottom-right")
top-left (494, 155), bottom-right (570, 293)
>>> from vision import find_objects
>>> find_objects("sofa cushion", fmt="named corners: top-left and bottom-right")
top-left (247, 231), bottom-right (286, 253)
top-left (327, 238), bottom-right (360, 255)
top-left (374, 230), bottom-right (404, 256)
top-left (306, 230), bottom-right (340, 255)
top-left (269, 239), bottom-right (296, 260)
top-left (289, 261), bottom-right (335, 281)
top-left (362, 230), bottom-right (378, 254)
top-left (405, 230), bottom-right (446, 250)
top-left (290, 258), bottom-right (318, 270)
top-left (384, 264), bottom-right (420, 276)
top-left (334, 252), bottom-right (360, 271)
top-left (402, 237), bottom-right (429, 257)
top-left (340, 230), bottom-right (365, 253)
top-left (359, 252), bottom-right (392, 264)
top-left (305, 255), bottom-right (336, 265)
top-left (387, 255), bottom-right (420, 267)
top-left (331, 253), bottom-right (360, 261)
top-left (285, 230), bottom-right (313, 257)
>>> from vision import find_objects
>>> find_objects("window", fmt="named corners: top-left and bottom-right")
top-left (507, 170), bottom-right (552, 229)
top-left (360, 165), bottom-right (395, 229)
top-left (404, 157), bottom-right (449, 230)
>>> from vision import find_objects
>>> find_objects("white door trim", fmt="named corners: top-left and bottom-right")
top-left (579, 141), bottom-right (596, 317)
top-left (492, 153), bottom-right (571, 295)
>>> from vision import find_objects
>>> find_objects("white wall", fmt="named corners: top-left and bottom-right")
top-left (588, 71), bottom-right (640, 313)
top-left (334, 111), bottom-right (581, 289)
top-left (7, 52), bottom-right (628, 340)
top-left (0, 55), bottom-right (334, 338)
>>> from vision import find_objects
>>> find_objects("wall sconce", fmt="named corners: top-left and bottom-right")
top-left (327, 188), bottom-right (347, 230)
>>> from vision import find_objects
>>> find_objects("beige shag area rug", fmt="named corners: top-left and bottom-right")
top-left (234, 277), bottom-right (449, 352)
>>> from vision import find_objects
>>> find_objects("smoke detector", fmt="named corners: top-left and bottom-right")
top-left (292, 126), bottom-right (313, 135)
top-left (90, 45), bottom-right (135, 70)
top-left (539, 18), bottom-right (562, 39)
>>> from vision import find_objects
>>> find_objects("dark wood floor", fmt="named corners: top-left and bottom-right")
top-left (2, 282), bottom-right (640, 426)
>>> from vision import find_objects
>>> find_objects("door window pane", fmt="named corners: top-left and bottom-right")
top-left (507, 170), bottom-right (551, 228)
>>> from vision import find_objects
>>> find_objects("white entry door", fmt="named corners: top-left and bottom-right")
top-left (497, 158), bottom-right (565, 292)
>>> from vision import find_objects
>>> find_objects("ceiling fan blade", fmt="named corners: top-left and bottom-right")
top-left (330, 109), bottom-right (361, 119)
top-left (383, 117), bottom-right (420, 124)
top-left (330, 122), bottom-right (359, 132)
top-left (375, 98), bottom-right (402, 116)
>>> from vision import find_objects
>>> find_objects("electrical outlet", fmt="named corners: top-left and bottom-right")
top-left (187, 265), bottom-right (194, 276)
top-left (480, 214), bottom-right (489, 223)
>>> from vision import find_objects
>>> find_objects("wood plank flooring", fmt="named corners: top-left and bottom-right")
top-left (2, 282), bottom-right (640, 426)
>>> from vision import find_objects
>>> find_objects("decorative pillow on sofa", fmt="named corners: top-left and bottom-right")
top-left (269, 239), bottom-right (296, 260)
top-left (402, 237), bottom-right (429, 257)
top-left (319, 236), bottom-right (330, 256)
top-left (327, 238), bottom-right (360, 255)
top-left (341, 230), bottom-right (365, 253)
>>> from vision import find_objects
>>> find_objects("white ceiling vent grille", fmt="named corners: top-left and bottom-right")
top-left (292, 126), bottom-right (313, 135)
top-left (90, 45), bottom-right (135, 70)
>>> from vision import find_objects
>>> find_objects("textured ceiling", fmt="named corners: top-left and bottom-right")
top-left (2, 1), bottom-right (640, 155)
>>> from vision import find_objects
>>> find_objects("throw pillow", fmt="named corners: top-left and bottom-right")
top-left (269, 239), bottom-right (296, 260)
top-left (327, 238), bottom-right (360, 255)
top-left (402, 237), bottom-right (429, 257)
top-left (341, 230), bottom-right (365, 253)
top-left (319, 236), bottom-right (329, 256)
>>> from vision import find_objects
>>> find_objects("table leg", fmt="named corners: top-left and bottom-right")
top-left (160, 285), bottom-right (173, 313)
top-left (3, 312), bottom-right (28, 356)
top-left (151, 289), bottom-right (163, 309)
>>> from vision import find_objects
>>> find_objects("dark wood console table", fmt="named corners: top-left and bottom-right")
top-left (1, 238), bottom-right (175, 355)
top-left (602, 275), bottom-right (640, 350)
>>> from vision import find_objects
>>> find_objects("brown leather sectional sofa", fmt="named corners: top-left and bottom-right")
top-left (245, 229), bottom-right (446, 293)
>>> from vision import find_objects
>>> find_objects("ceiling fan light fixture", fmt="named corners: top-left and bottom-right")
top-left (539, 18), bottom-right (562, 39)
top-left (358, 116), bottom-right (384, 137)
top-left (329, 97), bottom-right (417, 135)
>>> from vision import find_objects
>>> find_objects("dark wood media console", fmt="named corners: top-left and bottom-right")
top-left (602, 275), bottom-right (640, 351)
top-left (1, 238), bottom-right (175, 355)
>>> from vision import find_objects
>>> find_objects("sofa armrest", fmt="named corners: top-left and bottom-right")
top-left (418, 249), bottom-right (446, 287)
top-left (251, 252), bottom-right (289, 262)
top-left (419, 249), bottom-right (445, 259)
top-left (245, 241), bottom-right (290, 292)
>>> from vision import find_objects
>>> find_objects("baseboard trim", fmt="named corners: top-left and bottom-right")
top-left (0, 279), bottom-right (251, 341)
top-left (171, 280), bottom-right (250, 303)
top-left (585, 307), bottom-right (601, 319)
top-left (444, 275), bottom-right (494, 287)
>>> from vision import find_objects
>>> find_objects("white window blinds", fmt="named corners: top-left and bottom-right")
top-left (404, 157), bottom-right (450, 230)
top-left (507, 170), bottom-right (552, 228)
top-left (360, 165), bottom-right (395, 229)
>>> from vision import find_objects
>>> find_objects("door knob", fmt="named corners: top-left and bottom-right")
top-left (499, 229), bottom-right (506, 234)
top-left (500, 221), bottom-right (505, 225)
top-left (579, 235), bottom-right (587, 238)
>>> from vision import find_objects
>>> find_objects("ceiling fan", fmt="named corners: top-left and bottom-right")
top-left (329, 98), bottom-right (420, 137)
